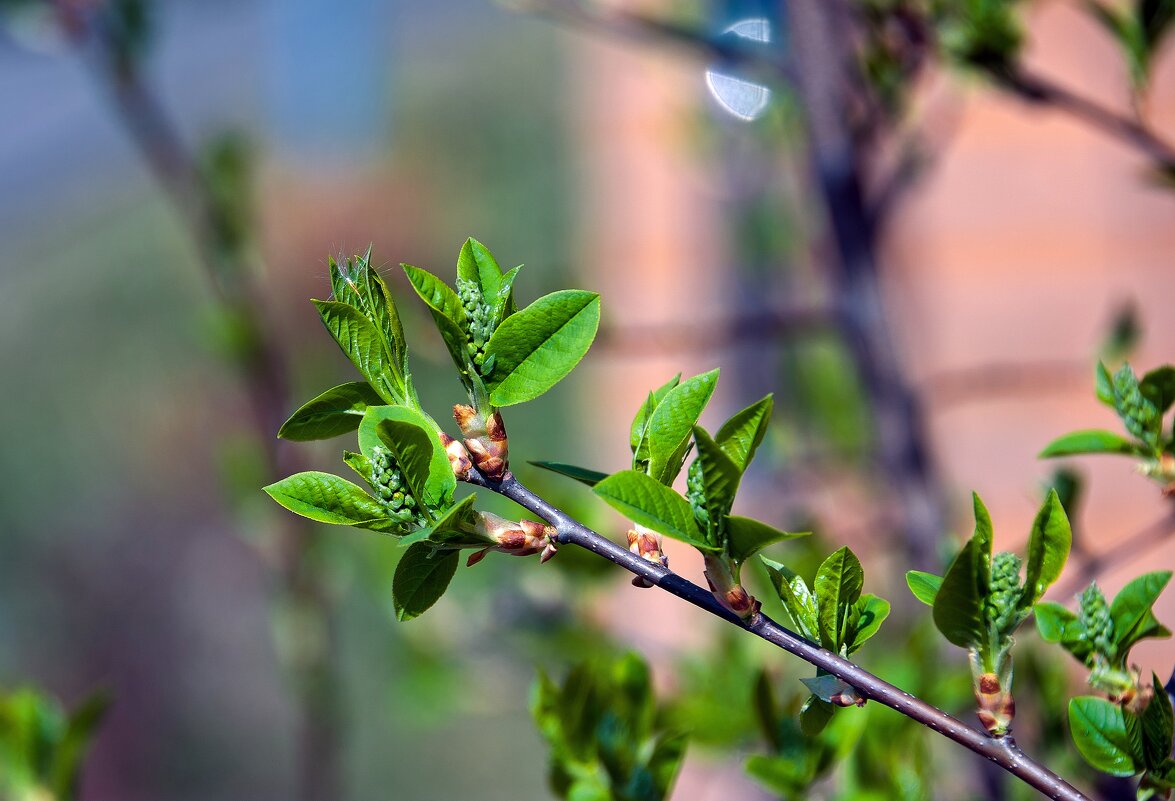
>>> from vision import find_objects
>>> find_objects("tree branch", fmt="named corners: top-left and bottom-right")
top-left (463, 469), bottom-right (1092, 801)
top-left (1055, 509), bottom-right (1175, 599)
top-left (54, 6), bottom-right (345, 800)
top-left (995, 67), bottom-right (1175, 172)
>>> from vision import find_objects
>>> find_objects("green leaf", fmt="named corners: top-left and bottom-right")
top-left (725, 516), bottom-right (808, 564)
top-left (330, 251), bottom-right (408, 384)
top-left (799, 696), bottom-right (835, 736)
top-left (815, 546), bottom-right (864, 651)
top-left (1141, 366), bottom-right (1175, 414)
top-left (263, 471), bottom-right (390, 526)
top-left (342, 450), bottom-right (374, 486)
top-left (800, 674), bottom-right (852, 703)
top-left (49, 690), bottom-right (110, 798)
top-left (1097, 361), bottom-right (1116, 406)
top-left (1034, 601), bottom-right (1094, 664)
top-left (593, 470), bottom-right (714, 550)
top-left (692, 426), bottom-right (741, 533)
top-left (847, 594), bottom-right (890, 653)
top-left (277, 382), bottom-right (385, 441)
top-left (631, 374), bottom-right (681, 455)
top-left (761, 557), bottom-right (819, 642)
top-left (1022, 489), bottom-right (1072, 607)
top-left (1142, 673), bottom-right (1174, 770)
top-left (648, 731), bottom-right (688, 799)
top-left (528, 461), bottom-right (609, 487)
top-left (905, 571), bottom-right (942, 606)
top-left (1069, 696), bottom-right (1144, 776)
top-left (392, 543), bottom-right (460, 621)
top-left (643, 370), bottom-right (719, 485)
top-left (932, 494), bottom-right (992, 648)
top-left (493, 265), bottom-right (522, 324)
top-left (361, 406), bottom-right (454, 512)
top-left (714, 394), bottom-right (774, 471)
top-left (312, 300), bottom-right (401, 403)
top-left (1111, 571), bottom-right (1172, 653)
top-left (483, 290), bottom-right (601, 406)
top-left (456, 237), bottom-right (503, 301)
top-left (1040, 429), bottom-right (1144, 458)
top-left (402, 264), bottom-right (472, 375)
top-left (401, 495), bottom-right (485, 548)
top-left (1034, 601), bottom-right (1078, 642)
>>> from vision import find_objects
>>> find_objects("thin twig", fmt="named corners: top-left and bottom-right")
top-left (56, 5), bottom-right (344, 800)
top-left (466, 470), bottom-right (1091, 801)
top-left (995, 67), bottom-right (1175, 172)
top-left (921, 359), bottom-right (1089, 409)
top-left (1055, 510), bottom-right (1175, 599)
top-left (595, 305), bottom-right (836, 356)
top-left (519, 0), bottom-right (795, 84)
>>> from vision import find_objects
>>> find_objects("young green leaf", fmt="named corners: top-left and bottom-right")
top-left (799, 696), bottom-right (835, 736)
top-left (762, 557), bottom-right (819, 642)
top-left (725, 516), bottom-right (808, 565)
top-left (277, 382), bottom-right (385, 441)
top-left (847, 594), bottom-right (890, 653)
top-left (1068, 696), bottom-right (1144, 776)
top-left (691, 426), bottom-right (741, 526)
top-left (362, 406), bottom-right (454, 511)
top-left (263, 471), bottom-right (390, 526)
top-left (631, 374), bottom-right (682, 457)
top-left (593, 470), bottom-right (714, 550)
top-left (648, 731), bottom-right (688, 800)
top-left (800, 674), bottom-right (853, 704)
top-left (392, 543), bottom-right (460, 621)
top-left (1021, 490), bottom-right (1072, 607)
top-left (1097, 361), bottom-right (1116, 406)
top-left (1034, 601), bottom-right (1080, 642)
top-left (400, 495), bottom-right (484, 548)
top-left (1141, 366), bottom-right (1175, 414)
top-left (483, 290), bottom-right (601, 406)
top-left (528, 461), bottom-right (609, 487)
top-left (905, 571), bottom-right (942, 606)
top-left (815, 546), bottom-right (864, 651)
top-left (456, 237), bottom-right (503, 301)
top-left (1110, 571), bottom-right (1172, 654)
top-left (932, 538), bottom-right (987, 649)
top-left (330, 251), bottom-right (408, 380)
top-left (493, 266), bottom-right (522, 325)
top-left (1142, 673), bottom-right (1174, 770)
top-left (312, 300), bottom-right (401, 403)
top-left (715, 394), bottom-right (774, 471)
top-left (931, 494), bottom-right (992, 649)
top-left (643, 370), bottom-right (719, 485)
top-left (402, 264), bottom-right (472, 375)
top-left (1039, 430), bottom-right (1144, 458)
top-left (342, 450), bottom-right (374, 486)
top-left (48, 689), bottom-right (110, 799)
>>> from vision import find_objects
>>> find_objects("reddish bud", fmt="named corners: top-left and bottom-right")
top-left (440, 432), bottom-right (474, 480)
top-left (974, 672), bottom-right (1015, 736)
top-left (453, 404), bottom-right (483, 435)
top-left (454, 405), bottom-right (509, 479)
top-left (471, 513), bottom-right (556, 562)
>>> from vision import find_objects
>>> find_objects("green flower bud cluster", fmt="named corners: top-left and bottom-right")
top-left (985, 551), bottom-right (1024, 636)
top-left (1113, 364), bottom-right (1160, 449)
top-left (457, 278), bottom-right (496, 373)
top-left (1079, 583), bottom-right (1115, 663)
top-left (370, 447), bottom-right (427, 527)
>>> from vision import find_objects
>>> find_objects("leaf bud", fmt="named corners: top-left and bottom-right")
top-left (627, 526), bottom-right (667, 588)
top-left (467, 512), bottom-right (556, 563)
top-left (440, 432), bottom-right (474, 480)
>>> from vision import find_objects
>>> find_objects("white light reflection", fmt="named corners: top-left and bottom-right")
top-left (704, 17), bottom-right (772, 121)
